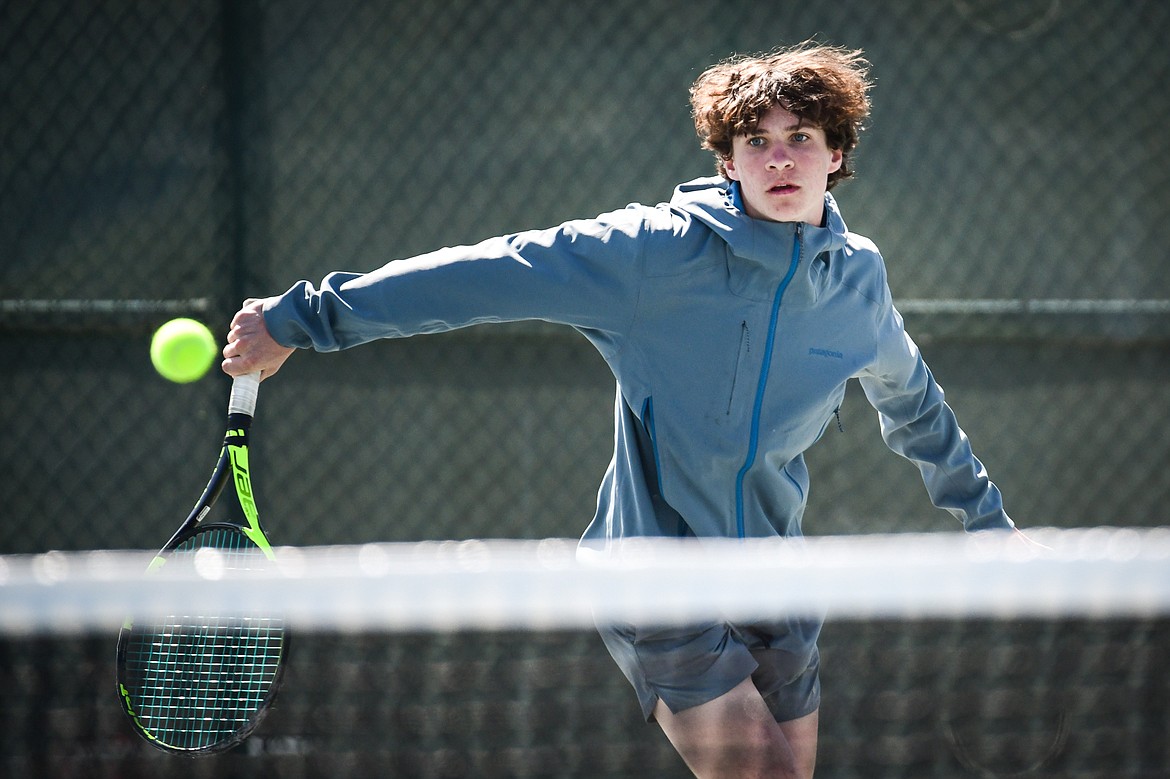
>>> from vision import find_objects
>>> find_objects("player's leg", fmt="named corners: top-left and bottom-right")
top-left (652, 678), bottom-right (818, 779)
top-left (780, 708), bottom-right (819, 777)
top-left (597, 620), bottom-right (821, 777)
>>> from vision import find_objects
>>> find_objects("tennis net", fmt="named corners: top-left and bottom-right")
top-left (3, 528), bottom-right (1168, 777)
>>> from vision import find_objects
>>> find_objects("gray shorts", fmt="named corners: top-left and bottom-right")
top-left (598, 619), bottom-right (822, 722)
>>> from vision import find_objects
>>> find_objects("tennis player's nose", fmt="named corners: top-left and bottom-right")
top-left (766, 147), bottom-right (794, 169)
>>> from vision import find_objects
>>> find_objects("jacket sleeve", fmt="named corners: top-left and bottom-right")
top-left (857, 281), bottom-right (1014, 533)
top-left (261, 207), bottom-right (650, 351)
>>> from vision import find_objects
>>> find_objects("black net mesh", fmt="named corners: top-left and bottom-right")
top-left (3, 619), bottom-right (1168, 778)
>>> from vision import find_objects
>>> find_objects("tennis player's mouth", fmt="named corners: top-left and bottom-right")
top-left (769, 184), bottom-right (799, 194)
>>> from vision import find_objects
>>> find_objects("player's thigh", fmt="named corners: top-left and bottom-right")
top-left (653, 677), bottom-right (815, 779)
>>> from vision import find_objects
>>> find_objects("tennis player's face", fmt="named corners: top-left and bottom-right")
top-left (724, 105), bottom-right (843, 226)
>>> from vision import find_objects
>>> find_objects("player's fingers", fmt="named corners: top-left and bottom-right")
top-left (221, 344), bottom-right (253, 376)
top-left (227, 299), bottom-right (265, 332)
top-left (220, 330), bottom-right (256, 375)
top-left (223, 299), bottom-right (288, 379)
top-left (228, 308), bottom-right (256, 331)
top-left (224, 341), bottom-right (293, 380)
top-left (221, 355), bottom-right (243, 376)
top-left (225, 318), bottom-right (259, 356)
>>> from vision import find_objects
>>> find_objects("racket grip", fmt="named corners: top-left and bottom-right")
top-left (228, 372), bottom-right (262, 417)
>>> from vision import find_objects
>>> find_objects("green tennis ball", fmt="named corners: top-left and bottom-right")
top-left (150, 318), bottom-right (218, 383)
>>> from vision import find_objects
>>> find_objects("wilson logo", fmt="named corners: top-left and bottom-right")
top-left (808, 347), bottom-right (844, 359)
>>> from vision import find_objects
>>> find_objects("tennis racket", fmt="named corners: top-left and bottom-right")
top-left (116, 372), bottom-right (288, 754)
top-left (941, 703), bottom-right (1068, 777)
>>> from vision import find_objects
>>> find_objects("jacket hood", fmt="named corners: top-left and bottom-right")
top-left (668, 176), bottom-right (848, 262)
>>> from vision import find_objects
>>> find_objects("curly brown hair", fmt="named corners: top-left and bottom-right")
top-left (690, 42), bottom-right (872, 189)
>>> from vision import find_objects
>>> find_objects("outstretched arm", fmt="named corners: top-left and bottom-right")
top-left (859, 296), bottom-right (1013, 533)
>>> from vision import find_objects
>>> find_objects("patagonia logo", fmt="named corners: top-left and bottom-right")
top-left (808, 347), bottom-right (844, 359)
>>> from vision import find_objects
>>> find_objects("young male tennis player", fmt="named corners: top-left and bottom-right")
top-left (224, 42), bottom-right (1023, 779)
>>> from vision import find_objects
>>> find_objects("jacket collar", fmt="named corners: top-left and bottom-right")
top-left (670, 177), bottom-right (848, 302)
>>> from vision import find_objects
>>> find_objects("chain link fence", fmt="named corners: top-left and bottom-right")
top-left (4, 2), bottom-right (1170, 777)
top-left (4, 0), bottom-right (1169, 554)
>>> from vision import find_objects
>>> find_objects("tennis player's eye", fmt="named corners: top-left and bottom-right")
top-left (747, 136), bottom-right (765, 147)
top-left (792, 132), bottom-right (810, 143)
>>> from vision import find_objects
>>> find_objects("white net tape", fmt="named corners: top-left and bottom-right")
top-left (3, 527), bottom-right (1168, 634)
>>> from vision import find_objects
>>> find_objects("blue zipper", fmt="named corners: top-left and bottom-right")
top-left (734, 226), bottom-right (802, 537)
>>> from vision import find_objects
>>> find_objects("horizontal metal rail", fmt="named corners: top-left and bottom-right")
top-left (1, 298), bottom-right (1168, 341)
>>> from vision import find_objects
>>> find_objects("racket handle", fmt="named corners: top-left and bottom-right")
top-left (228, 372), bottom-right (262, 417)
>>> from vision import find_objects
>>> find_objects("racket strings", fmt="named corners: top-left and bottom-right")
top-left (121, 528), bottom-right (286, 750)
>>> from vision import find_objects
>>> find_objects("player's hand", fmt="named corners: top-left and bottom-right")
top-left (222, 299), bottom-right (295, 380)
top-left (1011, 527), bottom-right (1054, 555)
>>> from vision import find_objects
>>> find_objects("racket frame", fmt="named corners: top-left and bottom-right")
top-left (116, 373), bottom-right (288, 755)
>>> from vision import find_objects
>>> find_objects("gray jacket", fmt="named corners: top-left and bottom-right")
top-left (263, 176), bottom-right (1013, 546)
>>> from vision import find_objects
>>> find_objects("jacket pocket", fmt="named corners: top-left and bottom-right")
top-left (727, 321), bottom-right (751, 415)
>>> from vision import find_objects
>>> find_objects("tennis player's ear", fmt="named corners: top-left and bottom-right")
top-left (827, 148), bottom-right (843, 174)
top-left (724, 155), bottom-right (740, 181)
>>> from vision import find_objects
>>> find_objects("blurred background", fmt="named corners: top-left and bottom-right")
top-left (2, 1), bottom-right (1167, 776)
